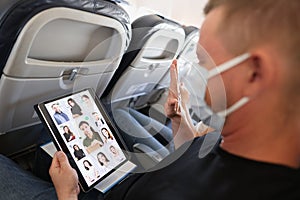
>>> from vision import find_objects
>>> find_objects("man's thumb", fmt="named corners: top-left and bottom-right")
top-left (55, 151), bottom-right (69, 167)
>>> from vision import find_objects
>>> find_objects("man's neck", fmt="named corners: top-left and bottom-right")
top-left (220, 115), bottom-right (300, 169)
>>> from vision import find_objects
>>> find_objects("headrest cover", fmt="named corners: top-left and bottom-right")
top-left (0, 0), bottom-right (131, 71)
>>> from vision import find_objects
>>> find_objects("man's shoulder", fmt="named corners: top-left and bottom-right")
top-left (108, 132), bottom-right (300, 200)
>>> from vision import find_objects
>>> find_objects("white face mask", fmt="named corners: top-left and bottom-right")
top-left (182, 52), bottom-right (251, 158)
top-left (195, 53), bottom-right (251, 131)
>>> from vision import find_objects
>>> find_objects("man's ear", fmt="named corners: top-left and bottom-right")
top-left (243, 49), bottom-right (277, 98)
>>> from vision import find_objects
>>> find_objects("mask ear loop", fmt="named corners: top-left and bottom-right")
top-left (208, 53), bottom-right (251, 78)
top-left (217, 97), bottom-right (250, 117)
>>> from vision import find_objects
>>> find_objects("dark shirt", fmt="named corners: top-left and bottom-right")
top-left (63, 132), bottom-right (75, 142)
top-left (107, 132), bottom-right (300, 200)
top-left (71, 105), bottom-right (82, 116)
top-left (74, 149), bottom-right (85, 161)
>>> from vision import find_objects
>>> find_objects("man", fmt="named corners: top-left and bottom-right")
top-left (50, 0), bottom-right (300, 199)
top-left (0, 0), bottom-right (299, 199)
top-left (51, 103), bottom-right (70, 125)
top-left (92, 112), bottom-right (105, 128)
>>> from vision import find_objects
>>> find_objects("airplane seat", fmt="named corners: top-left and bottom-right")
top-left (159, 26), bottom-right (199, 96)
top-left (159, 26), bottom-right (202, 125)
top-left (99, 16), bottom-right (187, 169)
top-left (107, 26), bottom-right (201, 168)
top-left (102, 14), bottom-right (185, 103)
top-left (176, 26), bottom-right (213, 126)
top-left (0, 0), bottom-right (131, 156)
top-left (131, 26), bottom-right (200, 116)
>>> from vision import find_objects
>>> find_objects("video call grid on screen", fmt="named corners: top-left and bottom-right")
top-left (44, 89), bottom-right (126, 187)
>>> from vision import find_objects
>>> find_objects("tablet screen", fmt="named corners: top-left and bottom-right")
top-left (36, 88), bottom-right (128, 191)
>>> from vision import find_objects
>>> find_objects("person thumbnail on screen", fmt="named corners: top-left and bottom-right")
top-left (63, 125), bottom-right (76, 142)
top-left (92, 112), bottom-right (105, 128)
top-left (82, 160), bottom-right (100, 183)
top-left (79, 121), bottom-right (104, 153)
top-left (67, 98), bottom-right (83, 118)
top-left (73, 144), bottom-right (86, 161)
top-left (101, 128), bottom-right (114, 143)
top-left (51, 103), bottom-right (70, 125)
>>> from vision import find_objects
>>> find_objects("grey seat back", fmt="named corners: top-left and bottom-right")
top-left (103, 14), bottom-right (185, 103)
top-left (0, 0), bottom-right (131, 134)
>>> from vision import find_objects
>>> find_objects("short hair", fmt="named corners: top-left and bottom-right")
top-left (81, 94), bottom-right (89, 99)
top-left (203, 0), bottom-right (300, 108)
top-left (51, 103), bottom-right (59, 108)
top-left (204, 0), bottom-right (300, 64)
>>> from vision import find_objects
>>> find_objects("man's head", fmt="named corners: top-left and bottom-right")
top-left (204, 0), bottom-right (300, 64)
top-left (199, 0), bottom-right (300, 131)
top-left (198, 0), bottom-right (300, 167)
top-left (51, 103), bottom-right (61, 113)
top-left (92, 112), bottom-right (100, 121)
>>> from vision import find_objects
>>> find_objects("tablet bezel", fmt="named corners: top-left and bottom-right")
top-left (35, 88), bottom-right (130, 192)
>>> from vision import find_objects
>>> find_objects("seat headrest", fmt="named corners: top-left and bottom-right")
top-left (183, 26), bottom-right (199, 38)
top-left (0, 0), bottom-right (131, 72)
top-left (118, 14), bottom-right (183, 75)
top-left (129, 14), bottom-right (183, 50)
top-left (101, 14), bottom-right (185, 98)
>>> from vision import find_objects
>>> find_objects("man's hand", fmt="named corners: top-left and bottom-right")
top-left (165, 60), bottom-right (212, 148)
top-left (165, 60), bottom-right (180, 118)
top-left (165, 60), bottom-right (196, 148)
top-left (49, 151), bottom-right (80, 200)
top-left (165, 60), bottom-right (190, 118)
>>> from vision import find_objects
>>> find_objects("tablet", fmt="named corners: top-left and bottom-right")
top-left (35, 88), bottom-right (136, 193)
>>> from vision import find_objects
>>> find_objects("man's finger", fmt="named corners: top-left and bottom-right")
top-left (169, 60), bottom-right (178, 97)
